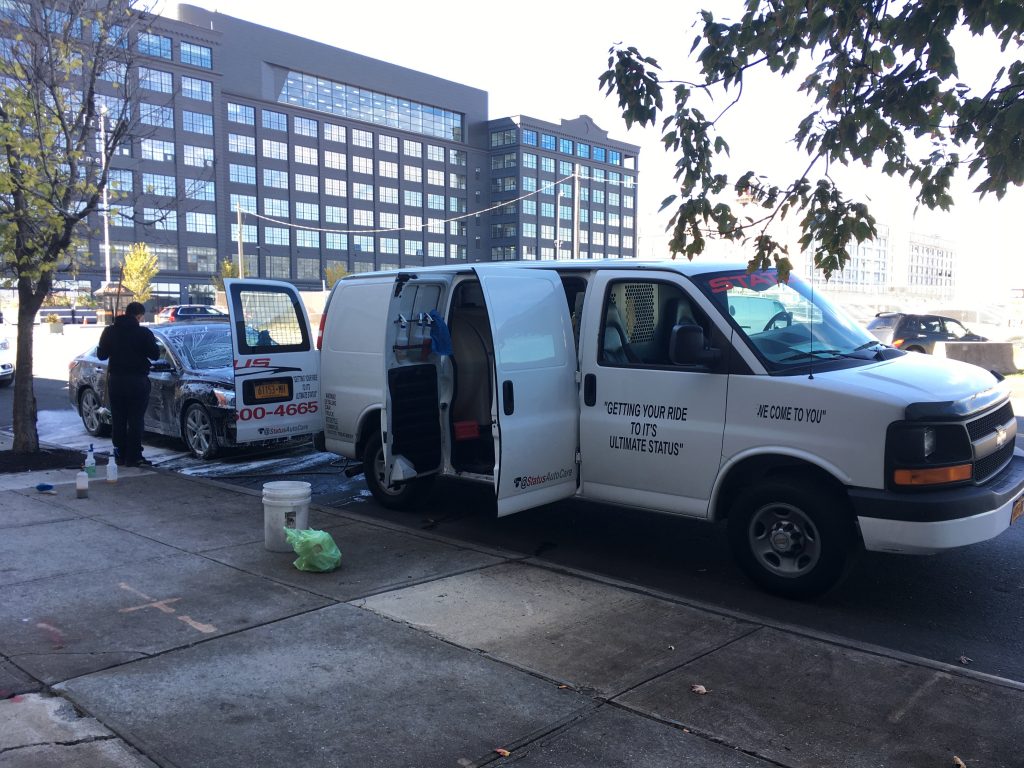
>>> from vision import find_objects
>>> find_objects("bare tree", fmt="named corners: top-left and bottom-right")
top-left (0, 0), bottom-right (149, 452)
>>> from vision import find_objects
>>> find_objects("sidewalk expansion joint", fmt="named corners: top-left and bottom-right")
top-left (0, 734), bottom-right (117, 756)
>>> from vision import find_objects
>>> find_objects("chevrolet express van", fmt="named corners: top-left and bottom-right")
top-left (223, 261), bottom-right (1024, 597)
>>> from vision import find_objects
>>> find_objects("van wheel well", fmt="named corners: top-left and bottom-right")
top-left (714, 456), bottom-right (849, 523)
top-left (356, 410), bottom-right (382, 459)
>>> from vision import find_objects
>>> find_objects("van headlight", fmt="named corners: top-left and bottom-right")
top-left (887, 423), bottom-right (971, 487)
top-left (213, 387), bottom-right (234, 408)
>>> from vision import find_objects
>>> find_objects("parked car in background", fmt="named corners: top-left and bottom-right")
top-left (866, 312), bottom-right (988, 353)
top-left (155, 304), bottom-right (227, 323)
top-left (0, 334), bottom-right (14, 387)
top-left (68, 321), bottom-right (300, 459)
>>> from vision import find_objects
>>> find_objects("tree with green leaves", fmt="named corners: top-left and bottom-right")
top-left (121, 242), bottom-right (157, 303)
top-left (211, 257), bottom-right (238, 292)
top-left (324, 261), bottom-right (348, 289)
top-left (601, 1), bottom-right (1024, 279)
top-left (0, 0), bottom-right (148, 452)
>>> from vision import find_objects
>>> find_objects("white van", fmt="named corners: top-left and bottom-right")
top-left (224, 261), bottom-right (1024, 597)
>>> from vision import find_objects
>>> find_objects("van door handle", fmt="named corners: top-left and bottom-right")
top-left (583, 374), bottom-right (596, 406)
top-left (502, 380), bottom-right (514, 415)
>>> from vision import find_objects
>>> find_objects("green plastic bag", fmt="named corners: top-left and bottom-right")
top-left (284, 528), bottom-right (342, 573)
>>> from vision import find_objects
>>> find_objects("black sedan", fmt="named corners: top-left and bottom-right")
top-left (68, 321), bottom-right (239, 459)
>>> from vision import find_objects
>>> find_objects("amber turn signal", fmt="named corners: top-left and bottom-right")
top-left (893, 464), bottom-right (972, 486)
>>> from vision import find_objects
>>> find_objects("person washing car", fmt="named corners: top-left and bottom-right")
top-left (97, 302), bottom-right (160, 467)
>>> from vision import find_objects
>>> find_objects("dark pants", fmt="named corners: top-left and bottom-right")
top-left (108, 374), bottom-right (151, 464)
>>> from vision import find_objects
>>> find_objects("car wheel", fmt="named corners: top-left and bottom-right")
top-left (727, 477), bottom-right (855, 599)
top-left (0, 375), bottom-right (11, 389)
top-left (362, 429), bottom-right (430, 510)
top-left (182, 403), bottom-right (220, 459)
top-left (79, 387), bottom-right (111, 436)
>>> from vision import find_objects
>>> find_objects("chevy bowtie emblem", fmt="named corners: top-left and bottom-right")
top-left (996, 426), bottom-right (1007, 446)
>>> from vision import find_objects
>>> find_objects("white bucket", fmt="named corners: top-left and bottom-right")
top-left (263, 481), bottom-right (311, 552)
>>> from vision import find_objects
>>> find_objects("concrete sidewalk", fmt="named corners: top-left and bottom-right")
top-left (1, 437), bottom-right (1021, 767)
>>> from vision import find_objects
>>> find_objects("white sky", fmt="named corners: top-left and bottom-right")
top-left (156, 0), bottom-right (1024, 296)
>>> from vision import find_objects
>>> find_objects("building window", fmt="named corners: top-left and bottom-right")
top-left (230, 194), bottom-right (256, 213)
top-left (140, 104), bottom-right (173, 128)
top-left (522, 222), bottom-right (537, 238)
top-left (229, 164), bottom-right (255, 185)
top-left (380, 237), bottom-right (398, 255)
top-left (108, 169), bottom-right (133, 195)
top-left (150, 246), bottom-right (178, 270)
top-left (140, 139), bottom-right (174, 161)
top-left (265, 227), bottom-right (289, 246)
top-left (324, 150), bottom-right (346, 170)
top-left (538, 157), bottom-right (554, 175)
top-left (294, 145), bottom-right (318, 165)
top-left (352, 156), bottom-right (373, 175)
top-left (262, 109), bottom-right (287, 131)
top-left (324, 123), bottom-right (346, 143)
top-left (138, 33), bottom-right (171, 60)
top-left (558, 160), bottom-right (573, 177)
top-left (228, 134), bottom-right (255, 155)
top-left (183, 145), bottom-right (213, 167)
top-left (593, 146), bottom-right (606, 163)
top-left (427, 169), bottom-right (444, 186)
top-left (353, 183), bottom-right (373, 201)
top-left (427, 242), bottom-right (445, 259)
top-left (449, 173), bottom-right (466, 189)
top-left (404, 215), bottom-right (422, 231)
top-left (378, 134), bottom-right (397, 153)
top-left (353, 209), bottom-right (373, 227)
top-left (449, 149), bottom-right (466, 166)
top-left (186, 212), bottom-right (216, 234)
top-left (264, 198), bottom-right (289, 218)
top-left (522, 177), bottom-right (537, 193)
top-left (405, 239), bottom-right (423, 257)
top-left (187, 246), bottom-right (216, 272)
top-left (180, 41), bottom-right (212, 69)
top-left (230, 224), bottom-right (257, 243)
top-left (522, 199), bottom-right (536, 215)
top-left (522, 129), bottom-right (538, 146)
top-left (427, 193), bottom-right (444, 210)
top-left (608, 150), bottom-right (622, 165)
top-left (143, 207), bottom-right (176, 231)
top-left (262, 139), bottom-right (287, 160)
top-left (379, 160), bottom-right (398, 178)
top-left (403, 140), bottom-right (422, 158)
top-left (541, 134), bottom-right (556, 150)
top-left (294, 116), bottom-right (318, 138)
top-left (379, 187), bottom-right (398, 205)
top-left (427, 144), bottom-right (444, 162)
top-left (138, 67), bottom-right (172, 93)
top-left (324, 178), bottom-right (347, 197)
top-left (427, 218), bottom-right (444, 234)
top-left (353, 235), bottom-right (374, 253)
top-left (491, 129), bottom-right (517, 147)
top-left (263, 169), bottom-right (288, 189)
top-left (325, 233), bottom-right (347, 251)
top-left (379, 212), bottom-right (398, 230)
top-left (185, 179), bottom-right (215, 201)
top-left (576, 142), bottom-right (590, 159)
top-left (404, 190), bottom-right (422, 207)
top-left (142, 173), bottom-right (175, 196)
top-left (181, 76), bottom-right (212, 101)
top-left (109, 205), bottom-right (133, 226)
top-left (352, 129), bottom-right (372, 148)
top-left (540, 202), bottom-right (555, 218)
top-left (404, 166), bottom-right (422, 183)
top-left (297, 257), bottom-right (320, 280)
top-left (265, 255), bottom-right (291, 278)
top-left (522, 152), bottom-right (537, 170)
top-left (325, 206), bottom-right (347, 224)
top-left (296, 230), bottom-right (320, 249)
top-left (294, 174), bottom-right (318, 193)
top-left (541, 224), bottom-right (555, 240)
top-left (295, 202), bottom-right (318, 221)
top-left (182, 111), bottom-right (213, 135)
top-left (228, 103), bottom-right (255, 126)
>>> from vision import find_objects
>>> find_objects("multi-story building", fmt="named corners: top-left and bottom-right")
top-left (906, 233), bottom-right (955, 300)
top-left (78, 5), bottom-right (639, 307)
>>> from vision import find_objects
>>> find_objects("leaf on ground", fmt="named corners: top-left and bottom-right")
top-left (691, 684), bottom-right (709, 695)
top-left (494, 748), bottom-right (511, 757)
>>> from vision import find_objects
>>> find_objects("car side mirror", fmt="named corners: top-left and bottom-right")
top-left (670, 323), bottom-right (721, 367)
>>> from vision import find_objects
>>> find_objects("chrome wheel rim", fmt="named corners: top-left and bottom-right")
top-left (748, 502), bottom-right (821, 578)
top-left (185, 407), bottom-right (212, 456)
top-left (81, 390), bottom-right (101, 432)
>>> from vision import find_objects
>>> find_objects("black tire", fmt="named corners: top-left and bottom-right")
top-left (727, 478), bottom-right (855, 599)
top-left (362, 429), bottom-right (429, 511)
top-left (0, 376), bottom-right (11, 389)
top-left (79, 387), bottom-right (111, 437)
top-left (182, 403), bottom-right (220, 460)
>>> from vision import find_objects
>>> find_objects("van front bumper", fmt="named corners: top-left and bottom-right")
top-left (849, 454), bottom-right (1024, 554)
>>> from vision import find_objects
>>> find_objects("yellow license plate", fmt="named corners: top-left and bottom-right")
top-left (254, 381), bottom-right (289, 400)
top-left (1012, 496), bottom-right (1024, 526)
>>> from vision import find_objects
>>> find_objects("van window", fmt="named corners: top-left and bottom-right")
top-left (234, 287), bottom-right (310, 354)
top-left (599, 280), bottom-right (702, 366)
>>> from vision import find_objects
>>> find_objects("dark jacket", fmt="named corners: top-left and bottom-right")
top-left (97, 315), bottom-right (160, 376)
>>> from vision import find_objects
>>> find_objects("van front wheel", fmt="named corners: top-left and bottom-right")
top-left (727, 479), bottom-right (853, 599)
top-left (362, 431), bottom-right (429, 511)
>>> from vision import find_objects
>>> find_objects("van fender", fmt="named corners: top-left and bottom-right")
top-left (709, 446), bottom-right (852, 522)
top-left (355, 404), bottom-right (384, 457)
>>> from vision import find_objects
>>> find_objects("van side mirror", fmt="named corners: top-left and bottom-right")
top-left (670, 324), bottom-right (721, 367)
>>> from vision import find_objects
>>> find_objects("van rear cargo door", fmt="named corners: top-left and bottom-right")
top-left (225, 279), bottom-right (321, 444)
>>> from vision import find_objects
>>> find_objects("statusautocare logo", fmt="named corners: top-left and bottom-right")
top-left (513, 467), bottom-right (575, 490)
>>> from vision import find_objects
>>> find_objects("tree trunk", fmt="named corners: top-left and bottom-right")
top-left (11, 284), bottom-right (46, 453)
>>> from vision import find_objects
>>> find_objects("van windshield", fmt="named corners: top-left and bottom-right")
top-left (693, 269), bottom-right (881, 371)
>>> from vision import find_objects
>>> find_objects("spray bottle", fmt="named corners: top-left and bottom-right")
top-left (84, 444), bottom-right (96, 478)
top-left (75, 469), bottom-right (89, 499)
top-left (105, 455), bottom-right (118, 483)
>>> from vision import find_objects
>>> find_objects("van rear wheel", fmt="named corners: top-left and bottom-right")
top-left (362, 431), bottom-right (430, 511)
top-left (727, 479), bottom-right (854, 599)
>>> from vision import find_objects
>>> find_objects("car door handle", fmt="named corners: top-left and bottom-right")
top-left (502, 380), bottom-right (514, 416)
top-left (583, 374), bottom-right (596, 406)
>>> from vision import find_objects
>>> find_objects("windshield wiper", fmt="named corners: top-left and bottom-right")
top-left (781, 349), bottom-right (842, 361)
top-left (852, 340), bottom-right (884, 351)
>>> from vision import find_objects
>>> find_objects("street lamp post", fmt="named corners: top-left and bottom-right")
top-left (98, 104), bottom-right (111, 287)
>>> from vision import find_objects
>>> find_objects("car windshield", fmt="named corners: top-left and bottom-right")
top-left (162, 327), bottom-right (233, 370)
top-left (693, 269), bottom-right (879, 370)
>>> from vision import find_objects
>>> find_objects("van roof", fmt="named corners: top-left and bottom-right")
top-left (342, 259), bottom-right (758, 281)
